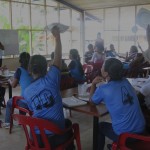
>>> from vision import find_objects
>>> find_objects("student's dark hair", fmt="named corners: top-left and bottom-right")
top-left (95, 43), bottom-right (104, 53)
top-left (51, 52), bottom-right (54, 60)
top-left (130, 45), bottom-right (138, 53)
top-left (88, 44), bottom-right (93, 49)
top-left (97, 32), bottom-right (101, 37)
top-left (69, 49), bottom-right (84, 75)
top-left (19, 52), bottom-right (30, 70)
top-left (70, 49), bottom-right (80, 61)
top-left (29, 55), bottom-right (47, 77)
top-left (104, 58), bottom-right (123, 81)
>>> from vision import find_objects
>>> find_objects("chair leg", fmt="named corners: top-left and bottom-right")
top-left (9, 108), bottom-right (14, 134)
top-left (73, 124), bottom-right (81, 150)
top-left (69, 110), bottom-right (72, 117)
top-left (3, 98), bottom-right (6, 107)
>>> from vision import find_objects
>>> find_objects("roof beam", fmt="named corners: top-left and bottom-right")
top-left (55, 0), bottom-right (84, 13)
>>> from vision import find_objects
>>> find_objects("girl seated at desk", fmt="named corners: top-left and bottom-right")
top-left (3, 52), bottom-right (33, 128)
top-left (68, 49), bottom-right (85, 83)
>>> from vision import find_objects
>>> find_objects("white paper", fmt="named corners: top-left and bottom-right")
top-left (44, 23), bottom-right (69, 33)
top-left (62, 96), bottom-right (87, 107)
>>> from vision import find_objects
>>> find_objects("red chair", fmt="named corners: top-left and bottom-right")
top-left (9, 96), bottom-right (32, 134)
top-left (112, 133), bottom-right (150, 150)
top-left (86, 61), bottom-right (104, 80)
top-left (60, 75), bottom-right (76, 90)
top-left (13, 114), bottom-right (82, 150)
top-left (83, 64), bottom-right (94, 83)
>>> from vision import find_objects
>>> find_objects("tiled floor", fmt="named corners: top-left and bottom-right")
top-left (0, 86), bottom-right (111, 150)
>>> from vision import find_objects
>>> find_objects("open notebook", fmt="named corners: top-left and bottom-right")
top-left (62, 96), bottom-right (87, 107)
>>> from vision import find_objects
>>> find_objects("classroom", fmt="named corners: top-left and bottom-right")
top-left (0, 0), bottom-right (150, 150)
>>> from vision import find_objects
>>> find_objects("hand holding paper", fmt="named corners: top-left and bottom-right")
top-left (45, 23), bottom-right (69, 33)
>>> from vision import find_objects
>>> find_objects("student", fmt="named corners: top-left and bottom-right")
top-left (0, 42), bottom-right (4, 67)
top-left (24, 27), bottom-right (73, 149)
top-left (105, 44), bottom-right (118, 58)
top-left (90, 43), bottom-right (105, 64)
top-left (68, 49), bottom-right (85, 82)
top-left (3, 52), bottom-right (33, 128)
top-left (84, 44), bottom-right (94, 63)
top-left (139, 75), bottom-right (150, 109)
top-left (0, 42), bottom-right (5, 108)
top-left (50, 51), bottom-right (68, 72)
top-left (90, 58), bottom-right (145, 150)
top-left (125, 45), bottom-right (138, 62)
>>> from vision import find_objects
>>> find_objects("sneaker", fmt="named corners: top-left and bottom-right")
top-left (2, 123), bottom-right (10, 129)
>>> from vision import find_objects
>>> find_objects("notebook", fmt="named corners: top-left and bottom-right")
top-left (78, 95), bottom-right (90, 102)
top-left (62, 96), bottom-right (87, 107)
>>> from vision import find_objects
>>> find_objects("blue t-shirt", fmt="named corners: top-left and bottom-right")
top-left (14, 67), bottom-right (33, 96)
top-left (24, 66), bottom-right (65, 133)
top-left (68, 60), bottom-right (85, 81)
top-left (91, 78), bottom-right (145, 135)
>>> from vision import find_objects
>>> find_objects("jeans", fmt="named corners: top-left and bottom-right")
top-left (97, 122), bottom-right (119, 150)
top-left (5, 98), bottom-right (28, 123)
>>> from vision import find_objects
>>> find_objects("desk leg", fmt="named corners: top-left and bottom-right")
top-left (93, 116), bottom-right (99, 150)
top-left (8, 84), bottom-right (12, 98)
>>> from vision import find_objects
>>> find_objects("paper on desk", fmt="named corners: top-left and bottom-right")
top-left (62, 96), bottom-right (87, 107)
top-left (44, 23), bottom-right (69, 33)
top-left (128, 78), bottom-right (148, 92)
top-left (78, 95), bottom-right (90, 102)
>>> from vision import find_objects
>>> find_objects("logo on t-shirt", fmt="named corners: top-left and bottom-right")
top-left (121, 86), bottom-right (134, 105)
top-left (30, 89), bottom-right (54, 110)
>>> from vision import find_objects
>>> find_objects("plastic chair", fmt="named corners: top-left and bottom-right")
top-left (112, 133), bottom-right (150, 150)
top-left (60, 75), bottom-right (76, 90)
top-left (13, 114), bottom-right (82, 150)
top-left (83, 64), bottom-right (93, 83)
top-left (9, 96), bottom-right (32, 134)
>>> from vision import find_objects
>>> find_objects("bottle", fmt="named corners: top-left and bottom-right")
top-left (83, 82), bottom-right (87, 96)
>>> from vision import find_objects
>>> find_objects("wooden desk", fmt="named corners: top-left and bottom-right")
top-left (61, 88), bottom-right (108, 150)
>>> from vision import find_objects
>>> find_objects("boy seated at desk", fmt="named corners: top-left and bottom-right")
top-left (24, 27), bottom-right (74, 149)
top-left (90, 58), bottom-right (145, 150)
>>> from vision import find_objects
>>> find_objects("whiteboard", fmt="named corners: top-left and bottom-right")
top-left (0, 30), bottom-right (19, 55)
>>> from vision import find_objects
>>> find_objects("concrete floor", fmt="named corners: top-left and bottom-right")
top-left (0, 86), bottom-right (111, 150)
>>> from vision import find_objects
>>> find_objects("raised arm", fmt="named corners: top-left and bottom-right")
top-left (51, 26), bottom-right (62, 69)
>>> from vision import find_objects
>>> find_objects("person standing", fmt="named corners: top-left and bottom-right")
top-left (0, 42), bottom-right (4, 67)
top-left (0, 42), bottom-right (5, 109)
top-left (95, 32), bottom-right (104, 48)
